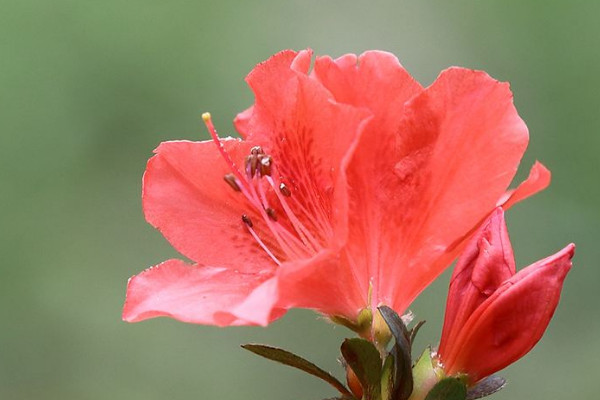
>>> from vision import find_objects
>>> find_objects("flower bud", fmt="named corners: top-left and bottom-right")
top-left (438, 208), bottom-right (574, 384)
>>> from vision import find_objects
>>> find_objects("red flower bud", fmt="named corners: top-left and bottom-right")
top-left (438, 208), bottom-right (574, 384)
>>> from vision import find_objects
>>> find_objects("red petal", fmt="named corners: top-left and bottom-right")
top-left (122, 259), bottom-right (284, 326)
top-left (445, 244), bottom-right (574, 382)
top-left (235, 49), bottom-right (312, 139)
top-left (377, 68), bottom-right (530, 313)
top-left (439, 209), bottom-right (516, 358)
top-left (312, 51), bottom-right (424, 113)
top-left (243, 49), bottom-right (372, 250)
top-left (279, 250), bottom-right (368, 319)
top-left (233, 106), bottom-right (253, 139)
top-left (313, 51), bottom-right (425, 309)
top-left (230, 275), bottom-right (280, 326)
top-left (233, 250), bottom-right (368, 324)
top-left (142, 139), bottom-right (277, 269)
top-left (498, 161), bottom-right (551, 209)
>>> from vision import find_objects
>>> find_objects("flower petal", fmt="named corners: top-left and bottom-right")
top-left (233, 105), bottom-right (253, 139)
top-left (142, 139), bottom-right (277, 269)
top-left (312, 51), bottom-right (424, 114)
top-left (278, 250), bottom-right (368, 319)
top-left (445, 244), bottom-right (574, 382)
top-left (498, 161), bottom-right (551, 209)
top-left (122, 259), bottom-right (284, 326)
top-left (232, 250), bottom-right (368, 324)
top-left (243, 49), bottom-right (372, 250)
top-left (378, 67), bottom-right (530, 313)
top-left (313, 51), bottom-right (425, 309)
top-left (439, 208), bottom-right (516, 359)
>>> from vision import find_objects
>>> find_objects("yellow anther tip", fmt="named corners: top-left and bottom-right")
top-left (201, 112), bottom-right (211, 122)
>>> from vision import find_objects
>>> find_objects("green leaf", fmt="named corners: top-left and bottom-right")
top-left (466, 376), bottom-right (506, 400)
top-left (424, 377), bottom-right (467, 400)
top-left (381, 353), bottom-right (395, 400)
top-left (340, 338), bottom-right (382, 400)
top-left (241, 344), bottom-right (352, 397)
top-left (378, 306), bottom-right (413, 400)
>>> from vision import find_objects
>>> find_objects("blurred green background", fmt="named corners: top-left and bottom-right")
top-left (1, 1), bottom-right (598, 399)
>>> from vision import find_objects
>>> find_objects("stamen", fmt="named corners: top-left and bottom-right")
top-left (203, 113), bottom-right (327, 264)
top-left (223, 173), bottom-right (241, 192)
top-left (260, 156), bottom-right (272, 176)
top-left (265, 207), bottom-right (277, 221)
top-left (242, 216), bottom-right (282, 266)
top-left (245, 155), bottom-right (259, 178)
top-left (287, 191), bottom-right (333, 238)
top-left (266, 176), bottom-right (321, 252)
top-left (241, 214), bottom-right (253, 228)
top-left (238, 179), bottom-right (306, 258)
top-left (255, 178), bottom-right (311, 258)
top-left (202, 112), bottom-right (248, 191)
top-left (250, 146), bottom-right (264, 155)
top-left (279, 182), bottom-right (291, 197)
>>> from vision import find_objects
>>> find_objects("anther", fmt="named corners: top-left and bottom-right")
top-left (241, 214), bottom-right (253, 228)
top-left (245, 155), bottom-right (259, 178)
top-left (260, 156), bottom-right (272, 176)
top-left (223, 173), bottom-right (241, 192)
top-left (279, 182), bottom-right (291, 197)
top-left (265, 207), bottom-right (278, 221)
top-left (250, 146), bottom-right (264, 155)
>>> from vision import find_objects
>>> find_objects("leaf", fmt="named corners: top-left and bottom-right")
top-left (378, 306), bottom-right (411, 348)
top-left (241, 344), bottom-right (352, 397)
top-left (380, 353), bottom-right (395, 400)
top-left (378, 306), bottom-right (413, 400)
top-left (424, 377), bottom-right (467, 400)
top-left (340, 338), bottom-right (382, 400)
top-left (466, 376), bottom-right (506, 400)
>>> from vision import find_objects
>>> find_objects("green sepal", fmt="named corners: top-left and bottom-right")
top-left (242, 344), bottom-right (352, 397)
top-left (412, 348), bottom-right (434, 387)
top-left (340, 338), bottom-right (382, 400)
top-left (378, 306), bottom-right (413, 400)
top-left (424, 377), bottom-right (467, 400)
top-left (330, 315), bottom-right (363, 332)
top-left (410, 347), bottom-right (445, 400)
top-left (466, 376), bottom-right (506, 400)
top-left (381, 353), bottom-right (395, 400)
top-left (330, 308), bottom-right (373, 337)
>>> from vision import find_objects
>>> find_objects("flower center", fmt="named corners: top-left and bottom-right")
top-left (202, 113), bottom-right (324, 265)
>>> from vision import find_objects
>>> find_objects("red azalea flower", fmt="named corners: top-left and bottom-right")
top-left (123, 49), bottom-right (551, 327)
top-left (437, 208), bottom-right (574, 384)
